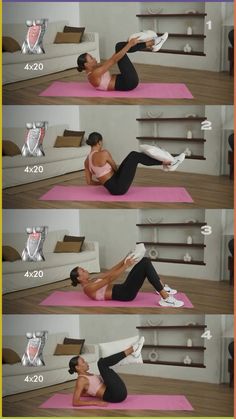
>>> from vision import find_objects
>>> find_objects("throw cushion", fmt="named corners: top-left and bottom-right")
top-left (64, 337), bottom-right (85, 353)
top-left (54, 32), bottom-right (83, 44)
top-left (54, 241), bottom-right (83, 253)
top-left (2, 140), bottom-right (21, 156)
top-left (63, 130), bottom-right (85, 143)
top-left (2, 348), bottom-right (21, 364)
top-left (63, 235), bottom-right (85, 250)
top-left (54, 343), bottom-right (83, 355)
top-left (2, 246), bottom-right (21, 262)
top-left (63, 26), bottom-right (85, 39)
top-left (54, 135), bottom-right (83, 148)
top-left (2, 36), bottom-right (21, 52)
top-left (99, 335), bottom-right (143, 366)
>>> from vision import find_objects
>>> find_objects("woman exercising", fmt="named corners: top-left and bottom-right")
top-left (84, 132), bottom-right (185, 196)
top-left (70, 255), bottom-right (184, 308)
top-left (77, 30), bottom-right (168, 91)
top-left (69, 337), bottom-right (144, 406)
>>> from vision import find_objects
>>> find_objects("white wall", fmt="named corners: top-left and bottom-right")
top-left (3, 209), bottom-right (80, 235)
top-left (3, 315), bottom-right (80, 337)
top-left (79, 2), bottom-right (227, 71)
top-left (79, 105), bottom-right (228, 176)
top-left (79, 209), bottom-right (137, 268)
top-left (79, 208), bottom-right (226, 281)
top-left (3, 106), bottom-right (80, 130)
top-left (3, 2), bottom-right (80, 25)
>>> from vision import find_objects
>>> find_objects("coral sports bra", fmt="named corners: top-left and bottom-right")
top-left (96, 71), bottom-right (112, 91)
top-left (80, 374), bottom-right (104, 396)
top-left (83, 278), bottom-right (108, 301)
top-left (88, 151), bottom-right (112, 179)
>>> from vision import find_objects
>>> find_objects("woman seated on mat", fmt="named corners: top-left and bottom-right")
top-left (69, 338), bottom-right (145, 406)
top-left (77, 30), bottom-right (168, 91)
top-left (84, 132), bottom-right (186, 196)
top-left (70, 254), bottom-right (184, 308)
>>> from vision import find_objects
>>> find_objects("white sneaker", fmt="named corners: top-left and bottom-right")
top-left (159, 296), bottom-right (184, 308)
top-left (132, 336), bottom-right (145, 358)
top-left (156, 284), bottom-right (177, 295)
top-left (144, 30), bottom-right (158, 39)
top-left (164, 153), bottom-right (186, 172)
top-left (129, 31), bottom-right (153, 42)
top-left (152, 32), bottom-right (168, 52)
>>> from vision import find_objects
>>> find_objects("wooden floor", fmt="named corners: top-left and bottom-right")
top-left (3, 374), bottom-right (233, 417)
top-left (3, 64), bottom-right (233, 105)
top-left (3, 274), bottom-right (233, 315)
top-left (3, 169), bottom-right (233, 209)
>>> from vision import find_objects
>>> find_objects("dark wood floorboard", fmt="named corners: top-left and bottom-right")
top-left (3, 64), bottom-right (233, 105)
top-left (3, 275), bottom-right (233, 315)
top-left (2, 374), bottom-right (233, 417)
top-left (3, 169), bottom-right (233, 209)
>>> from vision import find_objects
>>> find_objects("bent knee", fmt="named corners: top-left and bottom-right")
top-left (125, 78), bottom-right (139, 90)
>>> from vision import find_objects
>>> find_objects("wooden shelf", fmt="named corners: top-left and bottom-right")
top-left (143, 360), bottom-right (206, 368)
top-left (156, 33), bottom-right (206, 39)
top-left (175, 155), bottom-right (206, 160)
top-left (136, 223), bottom-right (206, 227)
top-left (136, 117), bottom-right (206, 122)
top-left (136, 242), bottom-right (206, 248)
top-left (143, 49), bottom-right (206, 56)
top-left (136, 325), bottom-right (207, 330)
top-left (143, 345), bottom-right (206, 350)
top-left (137, 137), bottom-right (206, 143)
top-left (136, 13), bottom-right (207, 18)
top-left (149, 257), bottom-right (206, 265)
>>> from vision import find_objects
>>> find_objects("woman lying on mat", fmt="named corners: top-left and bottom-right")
top-left (69, 338), bottom-right (145, 406)
top-left (84, 132), bottom-right (186, 196)
top-left (70, 252), bottom-right (184, 308)
top-left (77, 30), bottom-right (168, 91)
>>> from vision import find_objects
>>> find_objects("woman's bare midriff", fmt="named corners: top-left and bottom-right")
top-left (88, 73), bottom-right (117, 91)
top-left (83, 283), bottom-right (113, 300)
top-left (96, 383), bottom-right (107, 399)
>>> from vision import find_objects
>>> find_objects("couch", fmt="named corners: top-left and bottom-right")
top-left (3, 333), bottom-right (99, 396)
top-left (3, 21), bottom-right (100, 84)
top-left (3, 125), bottom-right (90, 188)
top-left (3, 229), bottom-right (100, 294)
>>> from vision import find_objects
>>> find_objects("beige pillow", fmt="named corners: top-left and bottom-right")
top-left (54, 32), bottom-right (83, 44)
top-left (2, 246), bottom-right (21, 262)
top-left (54, 343), bottom-right (83, 355)
top-left (54, 136), bottom-right (83, 148)
top-left (54, 241), bottom-right (83, 253)
top-left (2, 36), bottom-right (21, 52)
top-left (2, 140), bottom-right (21, 156)
top-left (2, 348), bottom-right (21, 364)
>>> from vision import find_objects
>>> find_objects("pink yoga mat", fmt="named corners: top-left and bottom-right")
top-left (40, 291), bottom-right (193, 308)
top-left (39, 393), bottom-right (194, 410)
top-left (39, 82), bottom-right (193, 99)
top-left (39, 186), bottom-right (193, 203)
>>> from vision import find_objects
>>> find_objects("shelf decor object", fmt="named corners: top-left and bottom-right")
top-left (136, 324), bottom-right (207, 368)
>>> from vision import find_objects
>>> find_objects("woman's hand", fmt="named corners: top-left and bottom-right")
top-left (124, 256), bottom-right (137, 267)
top-left (128, 37), bottom-right (140, 47)
top-left (96, 400), bottom-right (109, 407)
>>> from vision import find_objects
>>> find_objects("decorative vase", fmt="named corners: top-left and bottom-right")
top-left (184, 252), bottom-right (192, 262)
top-left (187, 130), bottom-right (193, 139)
top-left (187, 236), bottom-right (193, 244)
top-left (187, 338), bottom-right (193, 347)
top-left (183, 355), bottom-right (192, 365)
top-left (187, 26), bottom-right (193, 35)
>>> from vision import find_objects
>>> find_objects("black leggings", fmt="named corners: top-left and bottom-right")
top-left (112, 257), bottom-right (163, 301)
top-left (104, 151), bottom-right (162, 195)
top-left (114, 42), bottom-right (147, 91)
top-left (98, 351), bottom-right (128, 403)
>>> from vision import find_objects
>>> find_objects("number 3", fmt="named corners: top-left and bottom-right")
top-left (201, 225), bottom-right (212, 235)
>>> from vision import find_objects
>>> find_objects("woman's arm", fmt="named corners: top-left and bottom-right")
top-left (84, 159), bottom-right (101, 186)
top-left (73, 379), bottom-right (107, 407)
top-left (92, 38), bottom-right (140, 77)
top-left (103, 150), bottom-right (118, 171)
top-left (86, 257), bottom-right (136, 293)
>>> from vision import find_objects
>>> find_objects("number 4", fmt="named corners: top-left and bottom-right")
top-left (201, 330), bottom-right (212, 340)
